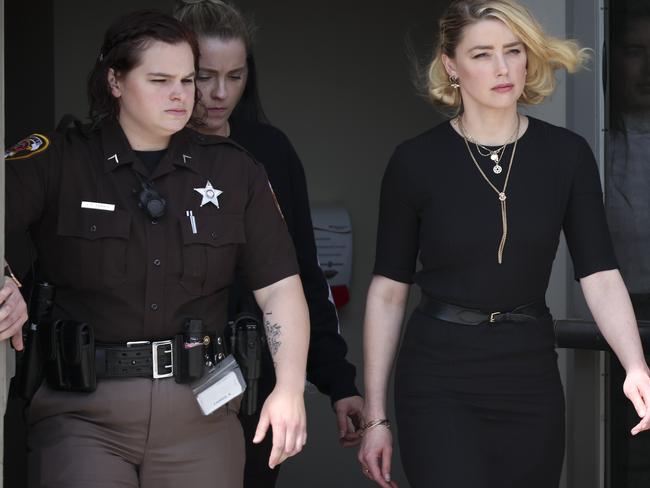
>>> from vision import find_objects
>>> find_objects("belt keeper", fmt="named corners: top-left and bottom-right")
top-left (360, 418), bottom-right (391, 437)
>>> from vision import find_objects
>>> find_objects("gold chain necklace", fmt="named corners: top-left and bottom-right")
top-left (463, 118), bottom-right (520, 175)
top-left (457, 115), bottom-right (521, 264)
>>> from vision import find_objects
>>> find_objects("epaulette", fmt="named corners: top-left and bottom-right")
top-left (189, 129), bottom-right (259, 164)
top-left (190, 130), bottom-right (232, 146)
top-left (57, 113), bottom-right (95, 139)
top-left (5, 133), bottom-right (50, 161)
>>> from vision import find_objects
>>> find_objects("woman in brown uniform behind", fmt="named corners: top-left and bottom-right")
top-left (358, 1), bottom-right (650, 487)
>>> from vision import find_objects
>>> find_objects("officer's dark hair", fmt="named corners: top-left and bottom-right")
top-left (87, 10), bottom-right (202, 126)
top-left (174, 0), bottom-right (269, 124)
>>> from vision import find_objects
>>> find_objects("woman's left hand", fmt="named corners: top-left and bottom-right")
top-left (623, 367), bottom-right (650, 435)
top-left (334, 395), bottom-right (365, 447)
top-left (253, 386), bottom-right (307, 468)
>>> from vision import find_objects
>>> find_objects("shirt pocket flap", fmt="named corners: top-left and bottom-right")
top-left (180, 213), bottom-right (246, 247)
top-left (53, 208), bottom-right (131, 290)
top-left (58, 208), bottom-right (131, 240)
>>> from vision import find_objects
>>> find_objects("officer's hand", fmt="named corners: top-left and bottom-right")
top-left (253, 386), bottom-right (307, 469)
top-left (0, 279), bottom-right (27, 350)
top-left (334, 395), bottom-right (365, 447)
top-left (358, 425), bottom-right (398, 488)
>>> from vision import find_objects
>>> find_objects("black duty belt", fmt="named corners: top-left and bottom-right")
top-left (95, 336), bottom-right (228, 379)
top-left (417, 295), bottom-right (549, 326)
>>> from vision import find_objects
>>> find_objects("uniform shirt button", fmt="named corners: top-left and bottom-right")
top-left (153, 259), bottom-right (161, 266)
top-left (151, 219), bottom-right (158, 225)
top-left (90, 224), bottom-right (97, 232)
top-left (150, 303), bottom-right (159, 311)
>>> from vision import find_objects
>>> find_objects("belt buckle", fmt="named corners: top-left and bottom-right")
top-left (489, 312), bottom-right (501, 323)
top-left (152, 340), bottom-right (174, 379)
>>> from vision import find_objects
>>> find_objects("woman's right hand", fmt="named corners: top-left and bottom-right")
top-left (358, 425), bottom-right (398, 487)
top-left (0, 279), bottom-right (27, 350)
top-left (253, 385), bottom-right (307, 469)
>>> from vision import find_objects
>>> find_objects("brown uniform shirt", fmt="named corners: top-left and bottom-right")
top-left (6, 119), bottom-right (298, 342)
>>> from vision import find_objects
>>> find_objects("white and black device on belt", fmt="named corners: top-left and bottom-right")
top-left (191, 354), bottom-right (246, 415)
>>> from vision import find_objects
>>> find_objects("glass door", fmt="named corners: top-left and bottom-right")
top-left (605, 2), bottom-right (650, 486)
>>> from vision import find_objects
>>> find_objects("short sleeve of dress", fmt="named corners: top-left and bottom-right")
top-left (238, 161), bottom-right (299, 290)
top-left (373, 146), bottom-right (420, 283)
top-left (563, 137), bottom-right (618, 280)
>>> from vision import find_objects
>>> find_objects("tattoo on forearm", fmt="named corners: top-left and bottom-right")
top-left (264, 312), bottom-right (282, 357)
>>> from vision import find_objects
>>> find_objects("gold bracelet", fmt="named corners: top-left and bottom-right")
top-left (360, 418), bottom-right (391, 437)
top-left (4, 260), bottom-right (22, 288)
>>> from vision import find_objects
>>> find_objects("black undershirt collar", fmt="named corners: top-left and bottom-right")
top-left (134, 149), bottom-right (167, 176)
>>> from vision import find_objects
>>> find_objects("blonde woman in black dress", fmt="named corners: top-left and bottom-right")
top-left (358, 1), bottom-right (650, 487)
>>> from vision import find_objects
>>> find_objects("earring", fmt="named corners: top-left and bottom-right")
top-left (449, 75), bottom-right (460, 89)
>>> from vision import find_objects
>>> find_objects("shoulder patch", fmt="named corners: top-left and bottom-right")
top-left (5, 133), bottom-right (50, 160)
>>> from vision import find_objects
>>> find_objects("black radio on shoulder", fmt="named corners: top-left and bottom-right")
top-left (137, 179), bottom-right (167, 220)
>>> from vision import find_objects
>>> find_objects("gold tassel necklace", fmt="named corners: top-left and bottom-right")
top-left (457, 115), bottom-right (520, 264)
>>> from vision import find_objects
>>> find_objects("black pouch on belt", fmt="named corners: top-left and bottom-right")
top-left (174, 319), bottom-right (207, 383)
top-left (40, 319), bottom-right (96, 392)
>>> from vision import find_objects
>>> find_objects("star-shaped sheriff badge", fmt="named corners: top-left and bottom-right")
top-left (194, 180), bottom-right (223, 208)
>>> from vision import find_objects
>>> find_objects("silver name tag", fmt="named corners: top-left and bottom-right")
top-left (81, 201), bottom-right (115, 212)
top-left (191, 355), bottom-right (246, 416)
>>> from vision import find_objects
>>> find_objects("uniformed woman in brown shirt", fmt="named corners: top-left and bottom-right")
top-left (1, 10), bottom-right (308, 488)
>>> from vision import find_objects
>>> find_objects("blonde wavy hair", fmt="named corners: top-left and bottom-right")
top-left (428, 0), bottom-right (590, 107)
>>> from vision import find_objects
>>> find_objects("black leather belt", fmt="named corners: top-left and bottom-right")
top-left (417, 295), bottom-right (549, 326)
top-left (95, 335), bottom-right (228, 379)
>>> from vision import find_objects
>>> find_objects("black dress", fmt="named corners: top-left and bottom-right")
top-left (373, 117), bottom-right (617, 488)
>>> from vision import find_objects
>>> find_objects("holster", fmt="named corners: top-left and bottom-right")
top-left (229, 312), bottom-right (263, 415)
top-left (40, 319), bottom-right (96, 392)
top-left (19, 335), bottom-right (44, 401)
top-left (19, 282), bottom-right (56, 401)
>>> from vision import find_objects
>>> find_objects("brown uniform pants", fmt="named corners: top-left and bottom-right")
top-left (27, 378), bottom-right (244, 488)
